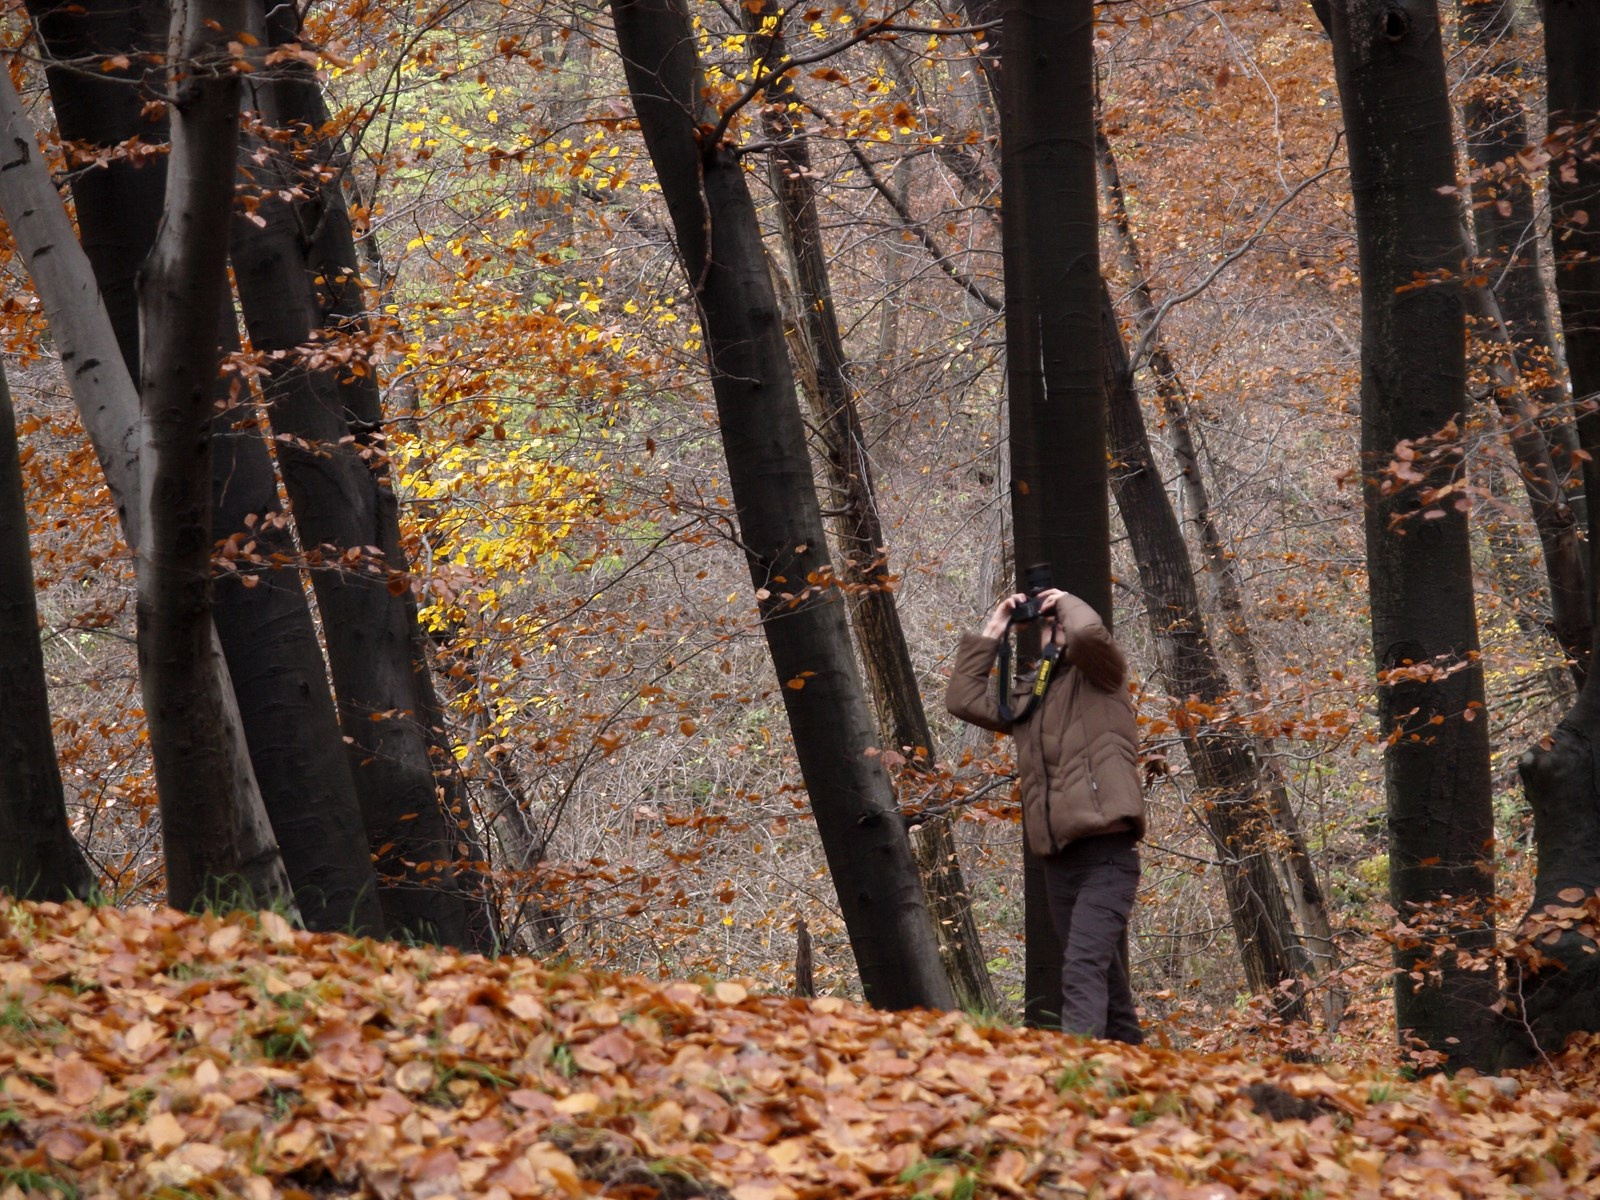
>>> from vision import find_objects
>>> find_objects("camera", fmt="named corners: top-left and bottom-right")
top-left (1008, 562), bottom-right (1054, 625)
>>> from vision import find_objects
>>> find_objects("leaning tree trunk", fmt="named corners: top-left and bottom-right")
top-left (251, 2), bottom-right (492, 960)
top-left (611, 0), bottom-right (954, 1011)
top-left (1328, 0), bottom-right (1499, 1070)
top-left (998, 0), bottom-right (1107, 1030)
top-left (742, 0), bottom-right (996, 1014)
top-left (1458, 0), bottom-right (1590, 678)
top-left (1102, 283), bottom-right (1309, 1019)
top-left (135, 0), bottom-right (296, 913)
top-left (228, 148), bottom-right (472, 947)
top-left (27, 0), bottom-right (383, 934)
top-left (0, 38), bottom-right (294, 914)
top-left (1095, 123), bottom-right (1340, 985)
top-left (0, 357), bottom-right (96, 901)
top-left (1507, 0), bottom-right (1600, 1065)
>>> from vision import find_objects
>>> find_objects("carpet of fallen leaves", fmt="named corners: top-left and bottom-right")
top-left (2, 903), bottom-right (1599, 1199)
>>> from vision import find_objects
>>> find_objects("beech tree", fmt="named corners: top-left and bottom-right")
top-left (994, 0), bottom-right (1107, 1028)
top-left (0, 356), bottom-right (96, 902)
top-left (0, 0), bottom-right (295, 913)
top-left (229, 0), bottom-right (480, 947)
top-left (740, 0), bottom-right (995, 1014)
top-left (1509, 0), bottom-right (1600, 1061)
top-left (1457, 0), bottom-right (1588, 677)
top-left (1327, 0), bottom-right (1499, 1069)
top-left (26, 0), bottom-right (383, 935)
top-left (610, 0), bottom-right (954, 1011)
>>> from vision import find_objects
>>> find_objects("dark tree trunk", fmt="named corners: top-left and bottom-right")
top-left (1328, 0), bottom-right (1499, 1070)
top-left (612, 0), bottom-right (954, 1011)
top-left (1545, 3), bottom-right (1600, 623)
top-left (1505, 0), bottom-right (1600, 1066)
top-left (1096, 125), bottom-right (1340, 984)
top-left (0, 358), bottom-right (96, 902)
top-left (1102, 283), bottom-right (1309, 1018)
top-left (135, 0), bottom-right (295, 913)
top-left (1458, 0), bottom-right (1590, 677)
top-left (27, 0), bottom-right (383, 935)
top-left (229, 70), bottom-right (473, 947)
top-left (0, 1), bottom-right (294, 913)
top-left (997, 0), bottom-right (1106, 1029)
top-left (254, 0), bottom-right (497, 951)
top-left (742, 0), bottom-right (996, 1015)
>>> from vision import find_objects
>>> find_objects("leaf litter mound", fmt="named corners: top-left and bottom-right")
top-left (0, 902), bottom-right (1597, 1199)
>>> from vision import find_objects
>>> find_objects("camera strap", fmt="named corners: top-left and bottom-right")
top-left (996, 637), bottom-right (1063, 724)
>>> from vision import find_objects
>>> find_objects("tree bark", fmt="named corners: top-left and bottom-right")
top-left (1502, 0), bottom-right (1600, 1066)
top-left (612, 0), bottom-right (954, 1011)
top-left (223, 0), bottom-right (482, 946)
top-left (1096, 125), bottom-right (1340, 983)
top-left (1457, 0), bottom-right (1590, 679)
top-left (997, 0), bottom-right (1107, 1029)
top-left (25, 0), bottom-right (382, 934)
top-left (1102, 282), bottom-right (1309, 1018)
top-left (1545, 1), bottom-right (1600, 610)
top-left (1328, 0), bottom-right (1499, 1070)
top-left (0, 33), bottom-right (295, 914)
top-left (0, 357), bottom-right (96, 902)
top-left (135, 0), bottom-right (295, 912)
top-left (742, 0), bottom-right (996, 1015)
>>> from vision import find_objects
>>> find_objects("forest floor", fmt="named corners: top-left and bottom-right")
top-left (0, 902), bottom-right (1596, 1199)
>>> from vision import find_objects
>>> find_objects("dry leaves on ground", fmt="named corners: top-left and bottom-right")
top-left (0, 901), bottom-right (1597, 1199)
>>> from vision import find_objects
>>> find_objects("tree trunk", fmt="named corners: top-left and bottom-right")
top-left (228, 74), bottom-right (474, 947)
top-left (742, 0), bottom-right (996, 1015)
top-left (1458, 0), bottom-right (1590, 678)
top-left (1096, 123), bottom-right (1340, 985)
top-left (1501, 0), bottom-right (1600, 1066)
top-left (1102, 283), bottom-right (1309, 1018)
top-left (27, 0), bottom-right (383, 934)
top-left (1328, 0), bottom-right (1499, 1070)
top-left (612, 0), bottom-right (954, 1011)
top-left (135, 0), bottom-right (294, 913)
top-left (997, 0), bottom-right (1106, 1029)
top-left (0, 356), bottom-right (96, 902)
top-left (249, 0), bottom-right (492, 953)
top-left (0, 29), bottom-right (295, 915)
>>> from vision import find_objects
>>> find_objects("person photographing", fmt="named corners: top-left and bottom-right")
top-left (946, 569), bottom-right (1145, 1043)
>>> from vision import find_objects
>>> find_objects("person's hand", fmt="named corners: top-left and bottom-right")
top-left (981, 593), bottom-right (1026, 639)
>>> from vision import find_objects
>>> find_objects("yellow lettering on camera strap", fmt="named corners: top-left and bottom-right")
top-left (1031, 644), bottom-right (1063, 699)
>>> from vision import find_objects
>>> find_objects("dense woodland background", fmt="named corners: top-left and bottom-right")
top-left (1, 0), bottom-right (1598, 1074)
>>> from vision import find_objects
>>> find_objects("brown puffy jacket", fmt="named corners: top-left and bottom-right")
top-left (944, 594), bottom-right (1145, 858)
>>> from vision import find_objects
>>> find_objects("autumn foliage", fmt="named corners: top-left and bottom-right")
top-left (3, 900), bottom-right (1600, 1200)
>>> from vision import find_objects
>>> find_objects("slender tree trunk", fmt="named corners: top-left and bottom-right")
top-left (1096, 125), bottom-right (1340, 982)
top-left (1461, 280), bottom-right (1592, 678)
top-left (229, 111), bottom-right (472, 948)
top-left (1102, 283), bottom-right (1308, 1018)
top-left (135, 0), bottom-right (294, 912)
top-left (1328, 0), bottom-right (1499, 1070)
top-left (221, 0), bottom-right (488, 946)
top-left (1457, 0), bottom-right (1591, 678)
top-left (997, 0), bottom-right (1106, 1029)
top-left (742, 0), bottom-right (996, 1014)
top-left (0, 358), bottom-right (96, 902)
top-left (27, 0), bottom-right (383, 934)
top-left (1505, 0), bottom-right (1600, 1067)
top-left (1545, 0), bottom-right (1600, 468)
top-left (612, 0), bottom-right (954, 1011)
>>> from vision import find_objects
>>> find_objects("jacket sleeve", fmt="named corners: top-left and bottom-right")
top-left (1054, 593), bottom-right (1127, 693)
top-left (944, 632), bottom-right (1013, 734)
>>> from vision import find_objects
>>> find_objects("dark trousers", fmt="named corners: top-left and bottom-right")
top-left (1040, 831), bottom-right (1142, 1043)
